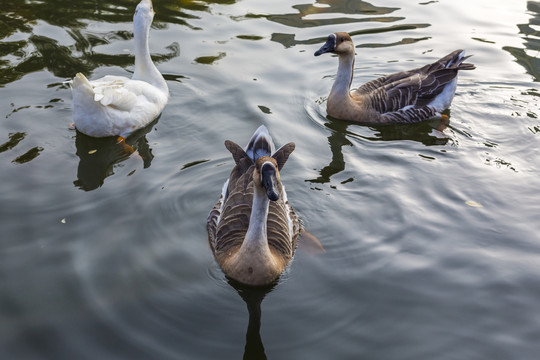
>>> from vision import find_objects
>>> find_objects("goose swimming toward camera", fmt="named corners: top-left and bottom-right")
top-left (314, 32), bottom-right (475, 124)
top-left (70, 0), bottom-right (168, 139)
top-left (207, 125), bottom-right (300, 286)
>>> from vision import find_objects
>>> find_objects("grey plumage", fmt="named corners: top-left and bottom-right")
top-left (315, 32), bottom-right (475, 124)
top-left (357, 49), bottom-right (475, 115)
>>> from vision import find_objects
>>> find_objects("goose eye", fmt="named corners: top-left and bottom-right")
top-left (340, 37), bottom-right (345, 42)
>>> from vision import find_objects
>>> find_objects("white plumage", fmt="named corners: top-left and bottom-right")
top-left (70, 0), bottom-right (168, 138)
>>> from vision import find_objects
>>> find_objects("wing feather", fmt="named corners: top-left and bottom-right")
top-left (355, 49), bottom-right (475, 116)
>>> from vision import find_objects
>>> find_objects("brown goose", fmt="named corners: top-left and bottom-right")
top-left (207, 126), bottom-right (299, 286)
top-left (314, 32), bottom-right (475, 124)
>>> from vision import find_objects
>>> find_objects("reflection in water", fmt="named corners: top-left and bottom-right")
top-left (307, 119), bottom-right (351, 184)
top-left (369, 115), bottom-right (450, 145)
top-left (308, 116), bottom-right (449, 184)
top-left (0, 132), bottom-right (26, 154)
top-left (11, 146), bottom-right (44, 164)
top-left (0, 0), bottom-right (186, 87)
top-left (0, 33), bottom-right (179, 87)
top-left (271, 23), bottom-right (430, 49)
top-left (228, 279), bottom-right (276, 360)
top-left (73, 120), bottom-right (156, 191)
top-left (265, 0), bottom-right (400, 29)
top-left (1, 131), bottom-right (45, 164)
top-left (0, 0), bottom-right (234, 36)
top-left (504, 2), bottom-right (540, 82)
top-left (0, 0), bottom-right (253, 86)
top-left (237, 0), bottom-right (429, 49)
top-left (243, 0), bottom-right (400, 28)
top-left (194, 52), bottom-right (227, 65)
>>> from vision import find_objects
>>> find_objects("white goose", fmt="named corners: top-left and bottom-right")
top-left (70, 0), bottom-right (168, 139)
top-left (207, 126), bottom-right (300, 286)
top-left (314, 32), bottom-right (475, 124)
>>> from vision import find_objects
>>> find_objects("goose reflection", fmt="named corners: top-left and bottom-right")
top-left (227, 278), bottom-right (276, 360)
top-left (73, 119), bottom-right (156, 191)
top-left (308, 116), bottom-right (449, 184)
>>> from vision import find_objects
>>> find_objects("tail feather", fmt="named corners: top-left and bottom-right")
top-left (422, 50), bottom-right (475, 74)
top-left (245, 125), bottom-right (275, 162)
top-left (444, 50), bottom-right (475, 70)
top-left (71, 73), bottom-right (94, 96)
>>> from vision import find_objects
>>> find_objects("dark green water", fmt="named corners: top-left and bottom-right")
top-left (1, 0), bottom-right (540, 359)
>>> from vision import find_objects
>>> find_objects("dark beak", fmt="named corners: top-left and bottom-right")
top-left (261, 163), bottom-right (279, 201)
top-left (314, 35), bottom-right (336, 56)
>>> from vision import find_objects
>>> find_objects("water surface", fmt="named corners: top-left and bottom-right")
top-left (1, 0), bottom-right (540, 359)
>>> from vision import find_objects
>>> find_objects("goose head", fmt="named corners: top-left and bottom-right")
top-left (254, 157), bottom-right (281, 201)
top-left (314, 32), bottom-right (354, 57)
top-left (134, 0), bottom-right (155, 26)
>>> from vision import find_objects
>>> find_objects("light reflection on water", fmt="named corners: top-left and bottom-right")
top-left (1, 0), bottom-right (540, 359)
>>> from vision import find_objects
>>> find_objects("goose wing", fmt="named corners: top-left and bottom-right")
top-left (88, 75), bottom-right (139, 112)
top-left (355, 49), bottom-right (474, 114)
top-left (208, 140), bottom-right (254, 253)
top-left (356, 70), bottom-right (457, 114)
top-left (266, 186), bottom-right (300, 259)
top-left (211, 168), bottom-right (254, 254)
top-left (378, 105), bottom-right (438, 124)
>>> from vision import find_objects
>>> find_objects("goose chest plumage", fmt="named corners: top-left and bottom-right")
top-left (314, 32), bottom-right (475, 124)
top-left (70, 0), bottom-right (168, 138)
top-left (207, 126), bottom-right (300, 286)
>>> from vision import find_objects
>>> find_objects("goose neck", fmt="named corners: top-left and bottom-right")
top-left (331, 53), bottom-right (355, 98)
top-left (242, 186), bottom-right (271, 255)
top-left (132, 14), bottom-right (167, 93)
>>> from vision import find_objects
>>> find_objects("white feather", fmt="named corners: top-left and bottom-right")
top-left (70, 0), bottom-right (168, 138)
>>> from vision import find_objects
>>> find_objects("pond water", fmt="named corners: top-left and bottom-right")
top-left (1, 0), bottom-right (540, 359)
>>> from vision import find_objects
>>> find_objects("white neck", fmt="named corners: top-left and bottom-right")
top-left (132, 13), bottom-right (168, 93)
top-left (240, 185), bottom-right (272, 257)
top-left (330, 53), bottom-right (355, 99)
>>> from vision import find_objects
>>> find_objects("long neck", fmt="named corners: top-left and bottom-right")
top-left (241, 186), bottom-right (271, 256)
top-left (330, 52), bottom-right (355, 99)
top-left (132, 14), bottom-right (168, 93)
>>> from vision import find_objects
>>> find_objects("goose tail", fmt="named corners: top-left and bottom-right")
top-left (71, 73), bottom-right (95, 96)
top-left (245, 125), bottom-right (275, 162)
top-left (438, 50), bottom-right (475, 71)
top-left (446, 50), bottom-right (475, 71)
top-left (423, 50), bottom-right (475, 74)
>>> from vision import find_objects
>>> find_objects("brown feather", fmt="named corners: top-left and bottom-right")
top-left (272, 142), bottom-right (295, 171)
top-left (207, 134), bottom-right (301, 285)
top-left (318, 33), bottom-right (474, 124)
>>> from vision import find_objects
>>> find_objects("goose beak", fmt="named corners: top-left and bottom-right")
top-left (261, 163), bottom-right (279, 201)
top-left (314, 34), bottom-right (336, 56)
